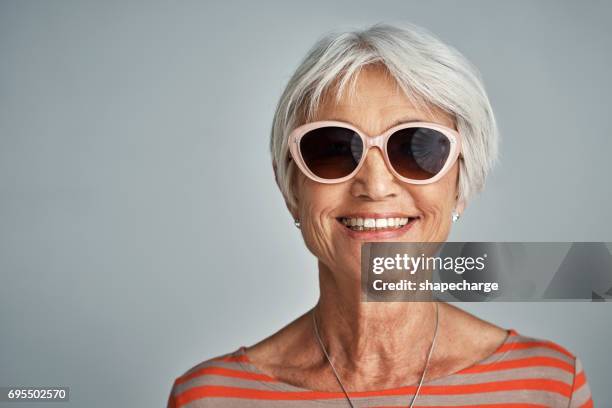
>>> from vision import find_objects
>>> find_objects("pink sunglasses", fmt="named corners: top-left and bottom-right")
top-left (289, 120), bottom-right (462, 184)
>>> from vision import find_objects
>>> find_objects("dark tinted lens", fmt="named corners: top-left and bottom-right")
top-left (387, 128), bottom-right (451, 180)
top-left (299, 127), bottom-right (363, 179)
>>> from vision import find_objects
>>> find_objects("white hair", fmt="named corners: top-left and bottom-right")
top-left (270, 22), bottom-right (499, 211)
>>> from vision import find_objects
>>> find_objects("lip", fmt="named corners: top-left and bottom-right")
top-left (335, 213), bottom-right (420, 240)
top-left (337, 212), bottom-right (418, 219)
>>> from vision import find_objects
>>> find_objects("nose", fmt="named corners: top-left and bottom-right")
top-left (350, 147), bottom-right (401, 201)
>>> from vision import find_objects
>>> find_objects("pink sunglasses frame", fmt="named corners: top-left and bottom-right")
top-left (288, 120), bottom-right (463, 185)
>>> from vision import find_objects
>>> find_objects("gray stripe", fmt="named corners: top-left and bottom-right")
top-left (426, 365), bottom-right (574, 386)
top-left (502, 346), bottom-right (575, 364)
top-left (183, 398), bottom-right (346, 407)
top-left (351, 390), bottom-right (570, 406)
top-left (183, 357), bottom-right (246, 376)
top-left (174, 375), bottom-right (282, 396)
top-left (569, 384), bottom-right (593, 407)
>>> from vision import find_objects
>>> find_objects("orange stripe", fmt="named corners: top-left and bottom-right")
top-left (174, 378), bottom-right (573, 407)
top-left (579, 398), bottom-right (594, 408)
top-left (175, 385), bottom-right (345, 406)
top-left (573, 370), bottom-right (586, 389)
top-left (496, 341), bottom-right (574, 358)
top-left (417, 379), bottom-right (571, 397)
top-left (460, 356), bottom-right (574, 374)
top-left (175, 366), bottom-right (277, 385)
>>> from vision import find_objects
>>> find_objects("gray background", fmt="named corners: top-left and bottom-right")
top-left (1, 0), bottom-right (611, 406)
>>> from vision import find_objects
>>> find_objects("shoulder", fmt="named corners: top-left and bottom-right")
top-left (500, 329), bottom-right (579, 377)
top-left (496, 330), bottom-right (593, 406)
top-left (502, 329), bottom-right (577, 360)
top-left (440, 304), bottom-right (593, 405)
top-left (440, 304), bottom-right (578, 366)
top-left (167, 347), bottom-right (263, 408)
top-left (446, 303), bottom-right (581, 373)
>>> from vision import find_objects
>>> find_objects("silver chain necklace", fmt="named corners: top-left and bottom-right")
top-left (311, 302), bottom-right (439, 408)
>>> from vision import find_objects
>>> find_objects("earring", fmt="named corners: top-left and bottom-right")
top-left (294, 219), bottom-right (301, 229)
top-left (451, 211), bottom-right (461, 223)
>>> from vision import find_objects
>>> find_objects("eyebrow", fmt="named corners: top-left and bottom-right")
top-left (325, 116), bottom-right (427, 131)
top-left (388, 117), bottom-right (426, 127)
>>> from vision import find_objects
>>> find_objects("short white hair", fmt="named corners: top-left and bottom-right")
top-left (270, 22), bottom-right (499, 211)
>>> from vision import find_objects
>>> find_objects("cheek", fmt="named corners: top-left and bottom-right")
top-left (296, 178), bottom-right (336, 219)
top-left (294, 180), bottom-right (344, 257)
top-left (416, 181), bottom-right (456, 213)
top-left (411, 167), bottom-right (459, 237)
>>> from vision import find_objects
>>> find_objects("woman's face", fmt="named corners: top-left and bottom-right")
top-left (292, 65), bottom-right (464, 278)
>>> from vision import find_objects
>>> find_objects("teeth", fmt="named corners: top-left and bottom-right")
top-left (339, 217), bottom-right (416, 231)
top-left (375, 219), bottom-right (387, 228)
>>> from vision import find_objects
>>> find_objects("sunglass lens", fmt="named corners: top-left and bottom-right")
top-left (299, 127), bottom-right (363, 179)
top-left (387, 128), bottom-right (451, 180)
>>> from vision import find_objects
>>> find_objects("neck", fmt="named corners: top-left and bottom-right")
top-left (314, 260), bottom-right (438, 383)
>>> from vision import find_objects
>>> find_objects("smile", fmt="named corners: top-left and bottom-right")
top-left (337, 216), bottom-right (419, 232)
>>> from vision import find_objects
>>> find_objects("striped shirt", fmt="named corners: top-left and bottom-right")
top-left (167, 329), bottom-right (593, 407)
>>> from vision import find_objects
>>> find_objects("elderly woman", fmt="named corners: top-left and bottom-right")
top-left (168, 23), bottom-right (593, 407)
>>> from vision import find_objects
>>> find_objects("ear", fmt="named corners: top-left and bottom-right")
top-left (273, 159), bottom-right (300, 220)
top-left (288, 205), bottom-right (299, 222)
top-left (287, 185), bottom-right (300, 221)
top-left (455, 197), bottom-right (466, 215)
top-left (272, 155), bottom-right (299, 220)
